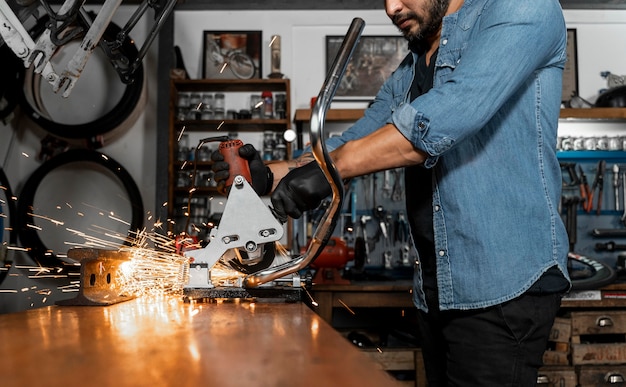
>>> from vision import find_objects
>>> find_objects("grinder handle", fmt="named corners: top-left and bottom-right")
top-left (219, 139), bottom-right (252, 187)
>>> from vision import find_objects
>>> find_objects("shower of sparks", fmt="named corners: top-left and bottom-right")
top-left (269, 35), bottom-right (278, 47)
top-left (115, 230), bottom-right (191, 297)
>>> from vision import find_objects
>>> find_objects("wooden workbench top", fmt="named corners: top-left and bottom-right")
top-left (0, 298), bottom-right (401, 387)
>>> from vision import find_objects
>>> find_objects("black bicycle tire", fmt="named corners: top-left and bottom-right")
top-left (16, 149), bottom-right (144, 269)
top-left (568, 252), bottom-right (617, 290)
top-left (18, 13), bottom-right (144, 140)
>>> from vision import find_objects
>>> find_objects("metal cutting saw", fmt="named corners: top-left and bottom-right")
top-left (181, 18), bottom-right (366, 301)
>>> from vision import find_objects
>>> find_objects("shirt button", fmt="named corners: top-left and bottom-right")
top-left (439, 250), bottom-right (445, 257)
top-left (418, 122), bottom-right (426, 129)
top-left (434, 205), bottom-right (440, 211)
top-left (442, 38), bottom-right (448, 45)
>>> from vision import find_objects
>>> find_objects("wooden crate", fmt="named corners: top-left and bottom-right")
top-left (572, 343), bottom-right (626, 365)
top-left (537, 366), bottom-right (577, 387)
top-left (571, 311), bottom-right (626, 337)
top-left (578, 365), bottom-right (626, 386)
top-left (361, 348), bottom-right (426, 387)
top-left (570, 311), bottom-right (626, 366)
top-left (543, 316), bottom-right (572, 366)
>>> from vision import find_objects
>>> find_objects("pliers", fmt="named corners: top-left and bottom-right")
top-left (584, 160), bottom-right (606, 214)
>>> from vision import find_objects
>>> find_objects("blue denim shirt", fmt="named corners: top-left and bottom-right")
top-left (326, 0), bottom-right (571, 311)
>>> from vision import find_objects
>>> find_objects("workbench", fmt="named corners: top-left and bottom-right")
top-left (0, 297), bottom-right (402, 387)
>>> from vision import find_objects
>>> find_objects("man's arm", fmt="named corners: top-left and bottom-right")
top-left (333, 123), bottom-right (426, 179)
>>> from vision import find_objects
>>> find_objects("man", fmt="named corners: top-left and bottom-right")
top-left (214, 0), bottom-right (571, 385)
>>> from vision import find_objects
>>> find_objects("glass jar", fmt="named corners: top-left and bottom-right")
top-left (200, 93), bottom-right (214, 120)
top-left (214, 93), bottom-right (226, 119)
top-left (275, 93), bottom-right (286, 119)
top-left (250, 94), bottom-right (263, 119)
top-left (261, 91), bottom-right (273, 118)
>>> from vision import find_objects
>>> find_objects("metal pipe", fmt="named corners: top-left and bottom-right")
top-left (244, 17), bottom-right (365, 287)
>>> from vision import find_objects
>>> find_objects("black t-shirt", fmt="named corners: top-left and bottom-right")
top-left (404, 47), bottom-right (568, 294)
top-left (405, 46), bottom-right (437, 290)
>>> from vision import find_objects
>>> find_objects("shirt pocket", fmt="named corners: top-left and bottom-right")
top-left (435, 48), bottom-right (463, 82)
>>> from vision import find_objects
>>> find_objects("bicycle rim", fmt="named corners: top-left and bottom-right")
top-left (16, 149), bottom-right (144, 270)
top-left (19, 14), bottom-right (145, 141)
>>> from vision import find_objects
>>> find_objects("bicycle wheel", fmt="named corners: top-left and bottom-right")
top-left (228, 52), bottom-right (256, 79)
top-left (16, 149), bottom-right (144, 270)
top-left (19, 13), bottom-right (145, 141)
top-left (567, 252), bottom-right (617, 290)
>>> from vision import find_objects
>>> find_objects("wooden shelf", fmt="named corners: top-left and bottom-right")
top-left (294, 108), bottom-right (365, 123)
top-left (294, 108), bottom-right (626, 124)
top-left (560, 108), bottom-right (626, 119)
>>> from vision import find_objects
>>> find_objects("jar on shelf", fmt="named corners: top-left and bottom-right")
top-left (275, 93), bottom-right (287, 119)
top-left (261, 91), bottom-right (273, 118)
top-left (214, 93), bottom-right (225, 120)
top-left (250, 94), bottom-right (263, 119)
top-left (188, 92), bottom-right (202, 120)
top-left (273, 132), bottom-right (287, 160)
top-left (263, 130), bottom-right (276, 161)
top-left (200, 93), bottom-right (214, 120)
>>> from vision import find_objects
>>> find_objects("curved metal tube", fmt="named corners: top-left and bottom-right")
top-left (244, 17), bottom-right (365, 287)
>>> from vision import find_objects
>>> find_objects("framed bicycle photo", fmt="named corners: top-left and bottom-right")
top-left (326, 35), bottom-right (409, 100)
top-left (202, 31), bottom-right (262, 79)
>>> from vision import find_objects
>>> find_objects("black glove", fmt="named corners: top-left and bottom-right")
top-left (211, 144), bottom-right (273, 196)
top-left (271, 161), bottom-right (331, 222)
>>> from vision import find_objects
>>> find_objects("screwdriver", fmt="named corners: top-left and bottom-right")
top-left (614, 164), bottom-right (620, 211)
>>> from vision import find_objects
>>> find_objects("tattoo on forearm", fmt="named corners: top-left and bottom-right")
top-left (290, 153), bottom-right (314, 170)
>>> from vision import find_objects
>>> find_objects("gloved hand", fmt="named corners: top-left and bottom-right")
top-left (211, 144), bottom-right (273, 196)
top-left (271, 161), bottom-right (331, 222)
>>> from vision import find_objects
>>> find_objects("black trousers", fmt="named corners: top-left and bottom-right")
top-left (417, 288), bottom-right (562, 387)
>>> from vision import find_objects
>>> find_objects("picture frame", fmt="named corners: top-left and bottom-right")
top-left (202, 31), bottom-right (262, 79)
top-left (326, 35), bottom-right (409, 100)
top-left (562, 29), bottom-right (578, 103)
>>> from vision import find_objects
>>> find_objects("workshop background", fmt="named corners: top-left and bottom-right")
top-left (1, 2), bottom-right (626, 314)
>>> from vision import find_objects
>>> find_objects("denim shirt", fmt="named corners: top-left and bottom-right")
top-left (326, 0), bottom-right (571, 311)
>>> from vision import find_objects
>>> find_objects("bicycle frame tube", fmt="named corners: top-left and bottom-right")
top-left (243, 17), bottom-right (365, 288)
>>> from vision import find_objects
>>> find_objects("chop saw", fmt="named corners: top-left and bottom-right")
top-left (182, 18), bottom-right (366, 301)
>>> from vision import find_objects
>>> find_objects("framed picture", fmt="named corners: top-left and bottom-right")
top-left (326, 35), bottom-right (409, 100)
top-left (202, 31), bottom-right (262, 79)
top-left (562, 29), bottom-right (578, 103)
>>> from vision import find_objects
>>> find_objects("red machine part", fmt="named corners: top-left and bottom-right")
top-left (219, 139), bottom-right (252, 187)
top-left (303, 237), bottom-right (355, 284)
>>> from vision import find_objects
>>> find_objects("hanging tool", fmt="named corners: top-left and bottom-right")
top-left (584, 160), bottom-right (606, 214)
top-left (622, 171), bottom-right (626, 226)
top-left (395, 211), bottom-right (411, 266)
top-left (576, 164), bottom-right (591, 211)
top-left (613, 164), bottom-right (621, 211)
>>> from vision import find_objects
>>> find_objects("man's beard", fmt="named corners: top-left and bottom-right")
top-left (393, 0), bottom-right (451, 43)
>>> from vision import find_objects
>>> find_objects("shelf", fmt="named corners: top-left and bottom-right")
top-left (168, 78), bottom-right (292, 242)
top-left (293, 108), bottom-right (626, 124)
top-left (294, 108), bottom-right (365, 123)
top-left (172, 78), bottom-right (290, 93)
top-left (175, 119), bottom-right (290, 132)
top-left (560, 108), bottom-right (626, 120)
top-left (558, 151), bottom-right (626, 160)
